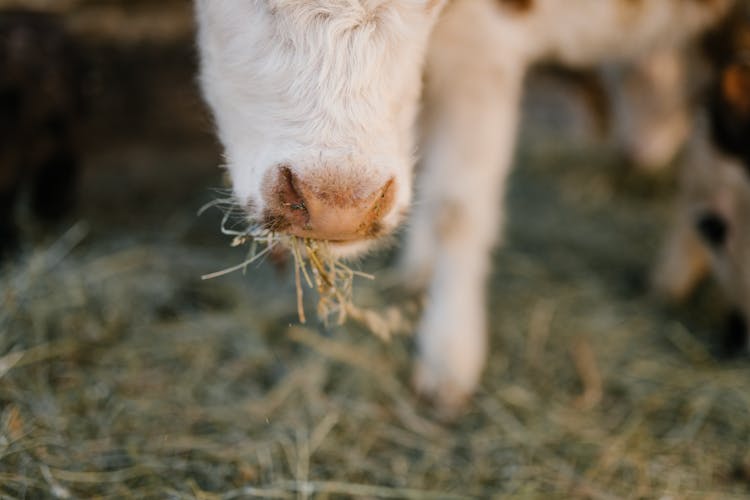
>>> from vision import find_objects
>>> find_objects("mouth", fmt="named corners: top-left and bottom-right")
top-left (323, 237), bottom-right (392, 258)
top-left (250, 205), bottom-right (404, 258)
top-left (260, 230), bottom-right (396, 260)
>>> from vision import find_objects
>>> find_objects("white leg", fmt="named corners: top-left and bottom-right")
top-left (403, 3), bottom-right (527, 416)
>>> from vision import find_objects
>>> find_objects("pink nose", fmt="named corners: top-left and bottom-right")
top-left (262, 166), bottom-right (396, 241)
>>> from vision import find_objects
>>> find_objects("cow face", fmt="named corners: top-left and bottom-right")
top-left (196, 0), bottom-right (446, 256)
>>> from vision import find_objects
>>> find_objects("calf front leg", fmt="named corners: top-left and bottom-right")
top-left (404, 17), bottom-right (526, 415)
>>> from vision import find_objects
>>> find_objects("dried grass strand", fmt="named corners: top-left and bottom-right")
top-left (201, 243), bottom-right (276, 280)
top-left (272, 480), bottom-right (473, 500)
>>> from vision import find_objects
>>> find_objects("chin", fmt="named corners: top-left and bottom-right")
top-left (326, 233), bottom-right (397, 260)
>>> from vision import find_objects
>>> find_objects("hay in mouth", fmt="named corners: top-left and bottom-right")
top-left (199, 199), bottom-right (409, 339)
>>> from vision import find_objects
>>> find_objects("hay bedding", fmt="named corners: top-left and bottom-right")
top-left (2, 145), bottom-right (750, 498)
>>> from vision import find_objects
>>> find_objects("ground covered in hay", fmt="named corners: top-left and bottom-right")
top-left (2, 31), bottom-right (750, 500)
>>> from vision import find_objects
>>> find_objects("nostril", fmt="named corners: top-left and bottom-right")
top-left (359, 178), bottom-right (396, 236)
top-left (695, 211), bottom-right (728, 249)
top-left (278, 167), bottom-right (306, 212)
top-left (271, 166), bottom-right (310, 230)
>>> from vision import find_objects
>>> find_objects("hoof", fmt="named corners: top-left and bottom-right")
top-left (413, 360), bottom-right (473, 422)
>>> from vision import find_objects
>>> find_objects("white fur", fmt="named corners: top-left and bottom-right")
top-left (195, 0), bottom-right (733, 414)
top-left (196, 0), bottom-right (447, 255)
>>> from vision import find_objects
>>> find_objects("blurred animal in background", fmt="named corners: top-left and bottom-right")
top-left (0, 10), bottom-right (83, 260)
top-left (196, 0), bottom-right (736, 416)
top-left (654, 4), bottom-right (750, 355)
top-left (603, 47), bottom-right (694, 174)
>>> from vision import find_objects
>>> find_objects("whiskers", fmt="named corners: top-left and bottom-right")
top-left (198, 191), bottom-right (245, 222)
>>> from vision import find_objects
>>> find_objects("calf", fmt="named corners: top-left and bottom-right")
top-left (654, 5), bottom-right (750, 355)
top-left (196, 0), bottom-right (734, 415)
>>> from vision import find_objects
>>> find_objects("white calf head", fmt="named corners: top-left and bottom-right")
top-left (196, 0), bottom-right (446, 256)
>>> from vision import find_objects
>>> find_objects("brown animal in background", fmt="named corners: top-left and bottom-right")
top-left (654, 4), bottom-right (750, 355)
